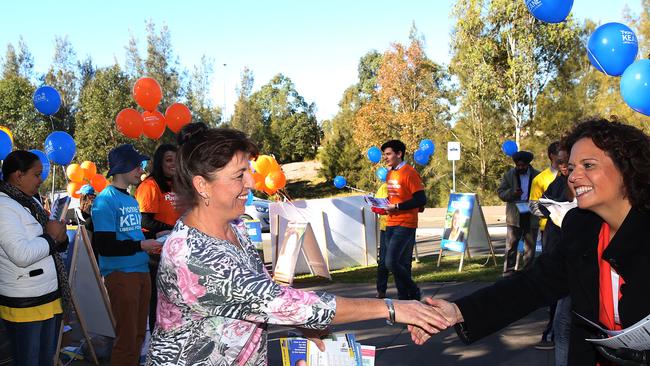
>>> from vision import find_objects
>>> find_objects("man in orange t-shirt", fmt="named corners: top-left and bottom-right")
top-left (376, 140), bottom-right (426, 300)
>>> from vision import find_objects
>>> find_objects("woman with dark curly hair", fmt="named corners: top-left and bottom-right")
top-left (411, 118), bottom-right (650, 365)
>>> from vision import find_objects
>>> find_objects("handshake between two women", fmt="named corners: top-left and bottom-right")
top-left (406, 297), bottom-right (462, 346)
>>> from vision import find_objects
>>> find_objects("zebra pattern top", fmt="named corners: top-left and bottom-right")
top-left (146, 219), bottom-right (337, 366)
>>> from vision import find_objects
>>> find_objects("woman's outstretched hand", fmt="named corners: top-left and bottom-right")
top-left (407, 297), bottom-right (464, 345)
top-left (392, 299), bottom-right (453, 335)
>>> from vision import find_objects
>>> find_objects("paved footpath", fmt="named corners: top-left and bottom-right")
top-left (267, 281), bottom-right (555, 366)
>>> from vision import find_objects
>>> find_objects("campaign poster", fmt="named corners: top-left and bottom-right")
top-left (440, 193), bottom-right (475, 252)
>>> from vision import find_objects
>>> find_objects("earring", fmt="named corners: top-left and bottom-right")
top-left (200, 192), bottom-right (210, 207)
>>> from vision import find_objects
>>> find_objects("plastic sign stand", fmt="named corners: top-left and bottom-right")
top-left (437, 193), bottom-right (497, 272)
top-left (56, 226), bottom-right (116, 365)
top-left (273, 222), bottom-right (330, 285)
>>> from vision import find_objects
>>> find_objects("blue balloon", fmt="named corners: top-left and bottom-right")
top-left (44, 131), bottom-right (76, 165)
top-left (502, 140), bottom-right (518, 157)
top-left (0, 130), bottom-right (12, 160)
top-left (587, 23), bottom-right (638, 77)
top-left (367, 146), bottom-right (382, 164)
top-left (413, 149), bottom-right (429, 165)
top-left (245, 190), bottom-right (254, 206)
top-left (29, 149), bottom-right (50, 181)
top-left (33, 86), bottom-right (62, 116)
top-left (333, 175), bottom-right (347, 189)
top-left (621, 59), bottom-right (650, 116)
top-left (376, 167), bottom-right (388, 182)
top-left (525, 0), bottom-right (573, 23)
top-left (419, 139), bottom-right (435, 156)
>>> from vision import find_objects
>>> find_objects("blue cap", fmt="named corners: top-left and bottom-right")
top-left (107, 144), bottom-right (150, 177)
top-left (77, 184), bottom-right (95, 195)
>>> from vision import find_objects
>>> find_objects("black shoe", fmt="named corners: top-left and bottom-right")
top-left (376, 292), bottom-right (386, 299)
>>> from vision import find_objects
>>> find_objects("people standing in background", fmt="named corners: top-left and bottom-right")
top-left (135, 144), bottom-right (180, 334)
top-left (529, 142), bottom-right (568, 351)
top-left (497, 151), bottom-right (540, 275)
top-left (92, 144), bottom-right (161, 366)
top-left (532, 148), bottom-right (573, 365)
top-left (76, 184), bottom-right (98, 261)
top-left (377, 140), bottom-right (426, 301)
top-left (0, 150), bottom-right (70, 366)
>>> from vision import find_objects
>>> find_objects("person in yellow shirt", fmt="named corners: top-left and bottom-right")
top-left (528, 141), bottom-right (568, 350)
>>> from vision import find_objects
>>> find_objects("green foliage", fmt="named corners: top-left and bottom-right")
top-left (249, 74), bottom-right (321, 162)
top-left (185, 55), bottom-right (221, 127)
top-left (44, 36), bottom-right (78, 135)
top-left (0, 75), bottom-right (46, 150)
top-left (294, 255), bottom-right (503, 285)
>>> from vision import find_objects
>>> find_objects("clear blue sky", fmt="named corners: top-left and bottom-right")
top-left (1, 0), bottom-right (643, 121)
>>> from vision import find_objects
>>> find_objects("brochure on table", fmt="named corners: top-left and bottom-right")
top-left (280, 333), bottom-right (375, 366)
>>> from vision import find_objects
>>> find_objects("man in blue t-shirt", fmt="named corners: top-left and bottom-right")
top-left (92, 144), bottom-right (161, 366)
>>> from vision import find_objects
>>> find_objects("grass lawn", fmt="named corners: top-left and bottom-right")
top-left (293, 254), bottom-right (505, 286)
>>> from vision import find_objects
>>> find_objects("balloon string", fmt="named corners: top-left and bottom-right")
top-left (48, 115), bottom-right (55, 131)
top-left (586, 46), bottom-right (611, 77)
top-left (345, 185), bottom-right (371, 194)
top-left (50, 165), bottom-right (56, 201)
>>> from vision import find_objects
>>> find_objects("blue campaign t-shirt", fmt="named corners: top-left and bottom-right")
top-left (91, 185), bottom-right (149, 276)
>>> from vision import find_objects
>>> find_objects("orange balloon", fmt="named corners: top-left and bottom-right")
top-left (80, 161), bottom-right (97, 180)
top-left (263, 186), bottom-right (277, 196)
top-left (90, 173), bottom-right (108, 193)
top-left (133, 77), bottom-right (162, 112)
top-left (116, 108), bottom-right (143, 139)
top-left (67, 181), bottom-right (83, 199)
top-left (265, 170), bottom-right (286, 190)
top-left (268, 157), bottom-right (281, 173)
top-left (251, 171), bottom-right (265, 191)
top-left (142, 110), bottom-right (166, 140)
top-left (253, 155), bottom-right (273, 176)
top-left (165, 103), bottom-right (192, 133)
top-left (66, 164), bottom-right (84, 183)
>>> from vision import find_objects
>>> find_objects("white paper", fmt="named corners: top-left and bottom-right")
top-left (577, 312), bottom-right (650, 351)
top-left (538, 198), bottom-right (577, 227)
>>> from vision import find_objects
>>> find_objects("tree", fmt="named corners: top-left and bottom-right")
top-left (249, 74), bottom-right (321, 162)
top-left (231, 67), bottom-right (264, 142)
top-left (143, 20), bottom-right (181, 112)
top-left (185, 55), bottom-right (221, 127)
top-left (2, 37), bottom-right (34, 80)
top-left (44, 35), bottom-right (79, 134)
top-left (352, 26), bottom-right (453, 205)
top-left (0, 75), bottom-right (45, 150)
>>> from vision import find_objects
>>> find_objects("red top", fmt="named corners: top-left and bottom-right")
top-left (386, 164), bottom-right (424, 228)
top-left (596, 222), bottom-right (625, 366)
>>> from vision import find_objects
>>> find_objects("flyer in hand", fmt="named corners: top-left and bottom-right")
top-left (364, 195), bottom-right (389, 209)
top-left (49, 195), bottom-right (71, 222)
top-left (575, 311), bottom-right (650, 351)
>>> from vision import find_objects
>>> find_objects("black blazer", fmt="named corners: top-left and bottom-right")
top-left (454, 207), bottom-right (650, 365)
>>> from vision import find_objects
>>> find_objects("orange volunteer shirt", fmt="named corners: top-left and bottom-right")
top-left (386, 164), bottom-right (424, 228)
top-left (135, 177), bottom-right (181, 228)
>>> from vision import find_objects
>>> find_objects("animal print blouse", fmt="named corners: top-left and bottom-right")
top-left (146, 220), bottom-right (337, 366)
